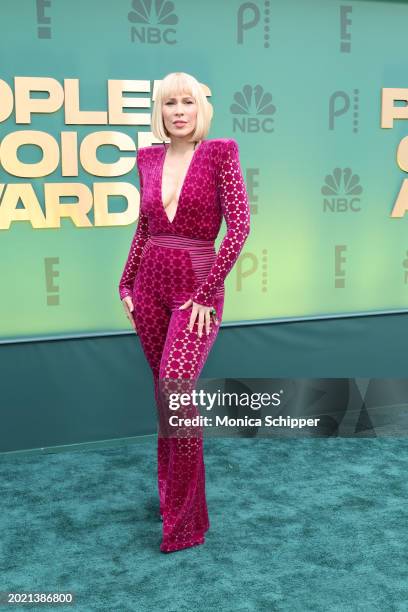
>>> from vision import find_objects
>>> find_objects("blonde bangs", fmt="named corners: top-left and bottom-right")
top-left (152, 72), bottom-right (213, 143)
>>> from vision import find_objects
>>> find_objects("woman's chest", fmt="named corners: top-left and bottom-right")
top-left (141, 149), bottom-right (221, 235)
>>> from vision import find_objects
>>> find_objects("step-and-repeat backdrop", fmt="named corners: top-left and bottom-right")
top-left (1, 0), bottom-right (408, 341)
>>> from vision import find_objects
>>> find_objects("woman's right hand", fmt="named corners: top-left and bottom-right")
top-left (122, 296), bottom-right (138, 334)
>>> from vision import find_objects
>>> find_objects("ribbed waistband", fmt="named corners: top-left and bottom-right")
top-left (148, 235), bottom-right (215, 251)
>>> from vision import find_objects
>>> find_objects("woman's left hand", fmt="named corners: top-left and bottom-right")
top-left (179, 299), bottom-right (218, 337)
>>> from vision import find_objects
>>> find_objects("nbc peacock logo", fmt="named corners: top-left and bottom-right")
top-left (321, 167), bottom-right (363, 212)
top-left (128, 0), bottom-right (178, 44)
top-left (230, 85), bottom-right (277, 133)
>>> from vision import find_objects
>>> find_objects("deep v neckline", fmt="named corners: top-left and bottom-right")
top-left (159, 140), bottom-right (204, 225)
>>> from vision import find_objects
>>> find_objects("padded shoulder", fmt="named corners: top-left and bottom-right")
top-left (137, 145), bottom-right (158, 163)
top-left (209, 137), bottom-right (238, 147)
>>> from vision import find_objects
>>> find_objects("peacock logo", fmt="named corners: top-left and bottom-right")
top-left (128, 0), bottom-right (178, 44)
top-left (321, 167), bottom-right (363, 212)
top-left (230, 85), bottom-right (277, 133)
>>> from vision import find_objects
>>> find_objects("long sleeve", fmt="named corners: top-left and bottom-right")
top-left (192, 139), bottom-right (250, 307)
top-left (118, 151), bottom-right (150, 301)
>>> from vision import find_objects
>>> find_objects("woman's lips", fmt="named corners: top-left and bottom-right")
top-left (174, 122), bottom-right (187, 127)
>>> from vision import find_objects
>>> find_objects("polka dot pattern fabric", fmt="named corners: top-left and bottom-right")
top-left (132, 239), bottom-right (225, 553)
top-left (118, 139), bottom-right (250, 305)
top-left (118, 138), bottom-right (250, 553)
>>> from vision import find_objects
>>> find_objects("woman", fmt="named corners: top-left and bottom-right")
top-left (118, 72), bottom-right (250, 553)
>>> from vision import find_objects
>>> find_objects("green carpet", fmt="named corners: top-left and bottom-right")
top-left (1, 437), bottom-right (407, 611)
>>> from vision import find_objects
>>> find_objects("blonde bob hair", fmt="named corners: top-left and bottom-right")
top-left (151, 72), bottom-right (213, 143)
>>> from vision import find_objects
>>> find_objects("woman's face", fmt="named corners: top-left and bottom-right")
top-left (161, 91), bottom-right (198, 139)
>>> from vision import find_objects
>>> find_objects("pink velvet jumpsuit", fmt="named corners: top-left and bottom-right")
top-left (118, 138), bottom-right (250, 553)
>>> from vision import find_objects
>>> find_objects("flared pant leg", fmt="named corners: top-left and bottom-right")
top-left (132, 268), bottom-right (173, 524)
top-left (132, 237), bottom-right (224, 552)
top-left (157, 294), bottom-right (224, 553)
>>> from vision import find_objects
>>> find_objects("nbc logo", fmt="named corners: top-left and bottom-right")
top-left (321, 168), bottom-right (363, 212)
